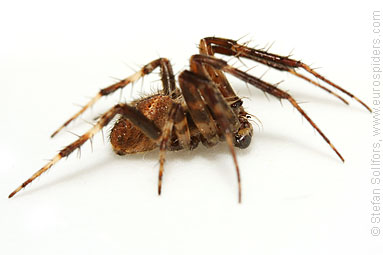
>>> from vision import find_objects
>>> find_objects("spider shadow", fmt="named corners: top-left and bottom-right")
top-left (254, 131), bottom-right (340, 163)
top-left (14, 155), bottom-right (113, 199)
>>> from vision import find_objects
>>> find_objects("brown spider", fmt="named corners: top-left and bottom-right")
top-left (9, 37), bottom-right (371, 202)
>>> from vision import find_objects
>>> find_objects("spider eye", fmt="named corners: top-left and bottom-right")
top-left (230, 100), bottom-right (243, 109)
top-left (234, 134), bottom-right (252, 149)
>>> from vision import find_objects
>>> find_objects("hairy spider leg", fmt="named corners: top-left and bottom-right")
top-left (201, 37), bottom-right (371, 112)
top-left (51, 58), bottom-right (177, 138)
top-left (200, 39), bottom-right (254, 149)
top-left (157, 103), bottom-right (179, 195)
top-left (189, 53), bottom-right (241, 134)
top-left (187, 51), bottom-right (244, 202)
top-left (9, 104), bottom-right (162, 198)
top-left (199, 38), bottom-right (240, 101)
top-left (191, 54), bottom-right (345, 162)
top-left (199, 37), bottom-right (253, 119)
top-left (179, 70), bottom-right (242, 203)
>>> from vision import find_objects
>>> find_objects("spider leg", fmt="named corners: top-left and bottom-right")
top-left (179, 70), bottom-right (242, 203)
top-left (201, 37), bottom-right (371, 112)
top-left (9, 104), bottom-right (162, 198)
top-left (199, 39), bottom-right (254, 150)
top-left (173, 104), bottom-right (192, 149)
top-left (51, 58), bottom-right (176, 138)
top-left (157, 103), bottom-right (179, 195)
top-left (198, 39), bottom-right (239, 101)
top-left (179, 73), bottom-right (220, 146)
top-left (190, 54), bottom-right (345, 162)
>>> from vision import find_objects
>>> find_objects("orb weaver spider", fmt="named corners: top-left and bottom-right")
top-left (9, 37), bottom-right (370, 202)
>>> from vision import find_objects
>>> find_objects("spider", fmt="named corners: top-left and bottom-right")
top-left (9, 37), bottom-right (370, 202)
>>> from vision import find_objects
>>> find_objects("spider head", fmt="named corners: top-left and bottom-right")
top-left (233, 117), bottom-right (253, 149)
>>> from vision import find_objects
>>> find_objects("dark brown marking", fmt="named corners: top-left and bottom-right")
top-left (173, 104), bottom-right (191, 149)
top-left (179, 74), bottom-right (219, 145)
top-left (183, 70), bottom-right (239, 134)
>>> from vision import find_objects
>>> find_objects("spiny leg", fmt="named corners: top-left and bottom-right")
top-left (179, 70), bottom-right (242, 202)
top-left (199, 39), bottom-right (251, 124)
top-left (9, 104), bottom-right (162, 198)
top-left (201, 37), bottom-right (371, 112)
top-left (200, 38), bottom-right (253, 146)
top-left (297, 63), bottom-right (370, 111)
top-left (190, 54), bottom-right (345, 162)
top-left (51, 58), bottom-right (176, 138)
top-left (157, 103), bottom-right (179, 195)
top-left (204, 37), bottom-right (349, 105)
top-left (198, 38), bottom-right (240, 101)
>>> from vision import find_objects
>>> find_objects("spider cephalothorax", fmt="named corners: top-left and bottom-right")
top-left (9, 37), bottom-right (370, 202)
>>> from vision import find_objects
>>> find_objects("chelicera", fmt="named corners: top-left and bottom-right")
top-left (9, 37), bottom-right (371, 202)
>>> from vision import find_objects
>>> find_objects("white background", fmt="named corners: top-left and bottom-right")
top-left (0, 0), bottom-right (381, 254)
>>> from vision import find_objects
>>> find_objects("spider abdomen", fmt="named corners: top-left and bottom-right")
top-left (110, 94), bottom-right (173, 155)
